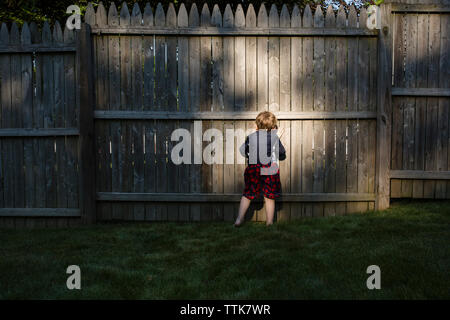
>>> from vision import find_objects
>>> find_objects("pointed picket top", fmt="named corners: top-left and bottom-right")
top-left (0, 23), bottom-right (9, 45)
top-left (42, 21), bottom-right (52, 45)
top-left (325, 5), bottom-right (335, 27)
top-left (84, 2), bottom-right (96, 25)
top-left (108, 2), bottom-right (119, 26)
top-left (131, 3), bottom-right (142, 26)
top-left (167, 3), bottom-right (176, 27)
top-left (359, 7), bottom-right (368, 29)
top-left (178, 3), bottom-right (188, 27)
top-left (348, 5), bottom-right (357, 28)
top-left (257, 4), bottom-right (268, 27)
top-left (64, 23), bottom-right (75, 44)
top-left (303, 4), bottom-right (313, 27)
top-left (280, 4), bottom-right (290, 28)
top-left (21, 22), bottom-right (31, 45)
top-left (201, 3), bottom-right (211, 27)
top-left (53, 20), bottom-right (63, 44)
top-left (143, 3), bottom-right (153, 26)
top-left (235, 4), bottom-right (245, 28)
top-left (269, 4), bottom-right (279, 28)
top-left (291, 5), bottom-right (301, 28)
top-left (189, 3), bottom-right (200, 27)
top-left (120, 2), bottom-right (131, 26)
top-left (29, 22), bottom-right (41, 44)
top-left (155, 3), bottom-right (165, 27)
top-left (223, 4), bottom-right (233, 28)
top-left (10, 22), bottom-right (20, 45)
top-left (96, 2), bottom-right (108, 27)
top-left (314, 6), bottom-right (324, 28)
top-left (246, 4), bottom-right (256, 28)
top-left (211, 4), bottom-right (222, 27)
top-left (336, 5), bottom-right (346, 28)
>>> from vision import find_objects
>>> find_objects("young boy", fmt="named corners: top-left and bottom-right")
top-left (234, 111), bottom-right (286, 227)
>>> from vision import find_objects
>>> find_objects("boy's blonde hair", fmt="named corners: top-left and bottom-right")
top-left (255, 111), bottom-right (278, 131)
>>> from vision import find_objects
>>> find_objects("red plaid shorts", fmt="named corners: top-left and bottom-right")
top-left (243, 163), bottom-right (282, 200)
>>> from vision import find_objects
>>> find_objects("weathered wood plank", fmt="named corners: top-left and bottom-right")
top-left (0, 23), bottom-right (12, 217)
top-left (189, 3), bottom-right (201, 221)
top-left (391, 12), bottom-right (405, 199)
top-left (268, 4), bottom-right (279, 113)
top-left (144, 122), bottom-right (156, 220)
top-left (95, 2), bottom-right (111, 220)
top-left (424, 13), bottom-right (441, 198)
top-left (313, 7), bottom-right (325, 217)
top-left (20, 23), bottom-right (34, 211)
top-left (441, 14), bottom-right (450, 199)
top-left (53, 22), bottom-right (68, 225)
top-left (0, 45), bottom-right (76, 53)
top-left (324, 6), bottom-right (337, 216)
top-left (90, 27), bottom-right (379, 37)
top-left (301, 5), bottom-right (313, 217)
top-left (77, 23), bottom-right (96, 224)
top-left (402, 12), bottom-right (418, 198)
top-left (177, 3), bottom-right (190, 221)
top-left (165, 3), bottom-right (179, 221)
top-left (94, 110), bottom-right (377, 120)
top-left (437, 12), bottom-right (449, 199)
top-left (290, 5), bottom-right (302, 219)
top-left (278, 120), bottom-right (291, 221)
top-left (97, 192), bottom-right (377, 202)
top-left (411, 13), bottom-right (428, 198)
top-left (0, 208), bottom-right (81, 217)
top-left (41, 22), bottom-right (57, 213)
top-left (391, 4), bottom-right (450, 13)
top-left (120, 4), bottom-right (134, 221)
top-left (130, 2), bottom-right (144, 221)
top-left (392, 87), bottom-right (450, 96)
top-left (257, 4), bottom-right (268, 112)
top-left (108, 3), bottom-right (122, 220)
top-left (390, 170), bottom-right (450, 180)
top-left (143, 3), bottom-right (154, 111)
top-left (335, 6), bottom-right (347, 215)
top-left (30, 23), bottom-right (47, 228)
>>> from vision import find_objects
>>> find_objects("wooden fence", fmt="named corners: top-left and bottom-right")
top-left (0, 1), bottom-right (448, 227)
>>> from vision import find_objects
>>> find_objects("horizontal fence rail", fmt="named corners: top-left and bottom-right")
top-left (97, 193), bottom-right (377, 202)
top-left (94, 111), bottom-right (378, 120)
top-left (0, 128), bottom-right (80, 137)
top-left (390, 170), bottom-right (450, 180)
top-left (0, 208), bottom-right (81, 217)
top-left (391, 3), bottom-right (450, 13)
top-left (90, 27), bottom-right (379, 37)
top-left (0, 45), bottom-right (77, 53)
top-left (392, 87), bottom-right (450, 97)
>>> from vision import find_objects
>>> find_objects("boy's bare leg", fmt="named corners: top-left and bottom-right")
top-left (235, 196), bottom-right (251, 226)
top-left (265, 197), bottom-right (275, 225)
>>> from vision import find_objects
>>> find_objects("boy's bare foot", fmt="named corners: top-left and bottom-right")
top-left (266, 221), bottom-right (273, 226)
top-left (234, 218), bottom-right (243, 227)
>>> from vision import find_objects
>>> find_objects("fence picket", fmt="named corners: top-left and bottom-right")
top-left (95, 1), bottom-right (111, 220)
top-left (189, 3), bottom-right (201, 221)
top-left (223, 4), bottom-right (236, 221)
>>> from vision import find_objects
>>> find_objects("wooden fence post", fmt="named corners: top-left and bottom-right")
top-left (376, 3), bottom-right (393, 210)
top-left (77, 23), bottom-right (96, 224)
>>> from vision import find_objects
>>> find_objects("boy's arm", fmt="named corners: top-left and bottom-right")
top-left (239, 136), bottom-right (249, 158)
top-left (277, 137), bottom-right (286, 161)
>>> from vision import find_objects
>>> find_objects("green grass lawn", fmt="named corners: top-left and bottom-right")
top-left (0, 201), bottom-right (449, 299)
